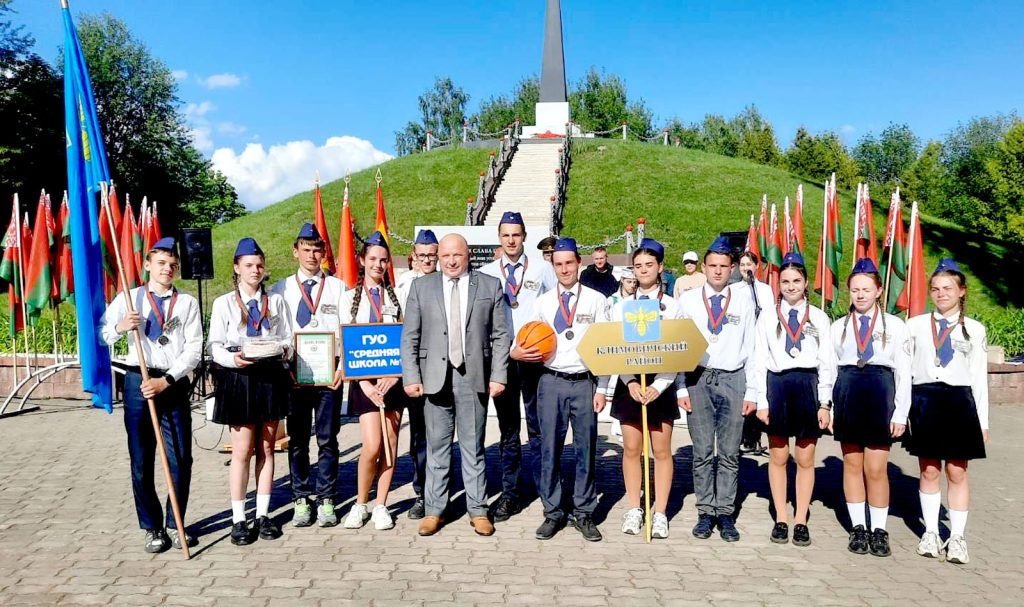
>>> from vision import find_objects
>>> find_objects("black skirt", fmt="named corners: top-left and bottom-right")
top-left (832, 365), bottom-right (896, 447)
top-left (211, 360), bottom-right (291, 426)
top-left (611, 373), bottom-right (680, 426)
top-left (766, 368), bottom-right (823, 440)
top-left (347, 378), bottom-right (408, 416)
top-left (905, 383), bottom-right (986, 461)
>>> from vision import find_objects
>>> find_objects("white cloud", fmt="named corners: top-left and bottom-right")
top-left (171, 69), bottom-right (188, 81)
top-left (839, 124), bottom-right (857, 142)
top-left (185, 101), bottom-right (216, 120)
top-left (212, 137), bottom-right (393, 209)
top-left (217, 122), bottom-right (247, 136)
top-left (198, 73), bottom-right (243, 89)
top-left (189, 126), bottom-right (214, 153)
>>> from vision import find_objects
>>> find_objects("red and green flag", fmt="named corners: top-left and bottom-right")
top-left (897, 201), bottom-right (928, 317)
top-left (784, 196), bottom-right (802, 256)
top-left (117, 200), bottom-right (141, 291)
top-left (881, 189), bottom-right (907, 314)
top-left (744, 213), bottom-right (757, 259)
top-left (793, 184), bottom-right (805, 254)
top-left (57, 192), bottom-right (74, 304)
top-left (374, 169), bottom-right (395, 285)
top-left (24, 194), bottom-right (53, 324)
top-left (756, 194), bottom-right (768, 279)
top-left (313, 174), bottom-right (336, 275)
top-left (767, 202), bottom-right (784, 298)
top-left (814, 174), bottom-right (843, 309)
top-left (0, 198), bottom-right (26, 338)
top-left (853, 182), bottom-right (879, 267)
top-left (151, 200), bottom-right (162, 241)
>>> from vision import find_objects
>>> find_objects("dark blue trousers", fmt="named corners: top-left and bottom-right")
top-left (122, 371), bottom-right (192, 531)
top-left (408, 395), bottom-right (428, 497)
top-left (536, 372), bottom-right (598, 521)
top-left (490, 360), bottom-right (542, 499)
top-left (287, 386), bottom-right (342, 501)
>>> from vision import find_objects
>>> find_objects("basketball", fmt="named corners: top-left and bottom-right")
top-left (517, 320), bottom-right (557, 361)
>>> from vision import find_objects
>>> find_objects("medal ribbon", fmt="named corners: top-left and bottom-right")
top-left (854, 307), bottom-right (879, 360)
top-left (556, 284), bottom-right (581, 332)
top-left (931, 314), bottom-right (958, 361)
top-left (235, 290), bottom-right (269, 334)
top-left (777, 303), bottom-right (810, 349)
top-left (500, 257), bottom-right (528, 302)
top-left (702, 288), bottom-right (731, 333)
top-left (365, 284), bottom-right (384, 323)
top-left (145, 287), bottom-right (178, 336)
top-left (295, 273), bottom-right (325, 318)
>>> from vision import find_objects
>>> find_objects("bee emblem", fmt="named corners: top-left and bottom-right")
top-left (625, 309), bottom-right (659, 337)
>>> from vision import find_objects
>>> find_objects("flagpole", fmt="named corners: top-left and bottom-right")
top-left (820, 180), bottom-right (829, 310)
top-left (851, 184), bottom-right (860, 270)
top-left (100, 183), bottom-right (190, 559)
top-left (905, 201), bottom-right (919, 321)
top-left (13, 196), bottom-right (31, 376)
top-left (881, 192), bottom-right (898, 313)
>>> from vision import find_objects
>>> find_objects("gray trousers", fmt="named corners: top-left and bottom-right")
top-left (685, 367), bottom-right (746, 517)
top-left (423, 366), bottom-right (489, 518)
top-left (536, 373), bottom-right (598, 522)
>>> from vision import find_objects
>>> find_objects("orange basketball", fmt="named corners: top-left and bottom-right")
top-left (517, 320), bottom-right (557, 361)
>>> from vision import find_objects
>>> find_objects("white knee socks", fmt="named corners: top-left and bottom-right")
top-left (231, 500), bottom-right (245, 524)
top-left (919, 491), bottom-right (941, 534)
top-left (847, 501), bottom-right (866, 528)
top-left (949, 509), bottom-right (968, 537)
top-left (869, 505), bottom-right (888, 532)
top-left (256, 494), bottom-right (271, 518)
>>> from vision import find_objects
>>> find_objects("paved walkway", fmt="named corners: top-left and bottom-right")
top-left (0, 399), bottom-right (1022, 606)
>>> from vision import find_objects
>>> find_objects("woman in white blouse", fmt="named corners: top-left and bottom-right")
top-left (208, 237), bottom-right (293, 546)
top-left (754, 253), bottom-right (835, 547)
top-left (905, 258), bottom-right (989, 565)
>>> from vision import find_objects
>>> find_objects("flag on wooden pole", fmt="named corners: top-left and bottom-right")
top-left (24, 194), bottom-right (54, 324)
top-left (117, 201), bottom-right (141, 291)
top-left (767, 202), bottom-right (783, 298)
top-left (793, 184), bottom-right (805, 254)
top-left (756, 194), bottom-right (768, 280)
top-left (57, 192), bottom-right (74, 304)
top-left (744, 213), bottom-right (757, 259)
top-left (853, 182), bottom-right (879, 267)
top-left (0, 201), bottom-right (25, 338)
top-left (335, 175), bottom-right (359, 288)
top-left (897, 201), bottom-right (928, 317)
top-left (814, 174), bottom-right (842, 310)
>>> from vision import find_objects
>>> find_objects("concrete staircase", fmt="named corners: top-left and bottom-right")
top-left (484, 140), bottom-right (562, 234)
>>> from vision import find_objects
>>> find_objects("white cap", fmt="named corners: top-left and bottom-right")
top-left (682, 251), bottom-right (699, 263)
top-left (620, 268), bottom-right (635, 279)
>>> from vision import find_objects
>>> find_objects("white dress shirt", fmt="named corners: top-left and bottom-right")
top-left (339, 282), bottom-right (404, 324)
top-left (677, 282), bottom-right (758, 402)
top-left (208, 286), bottom-right (292, 369)
top-left (530, 281), bottom-right (611, 374)
top-left (442, 271), bottom-right (470, 361)
top-left (753, 299), bottom-right (837, 410)
top-left (100, 285), bottom-right (203, 382)
top-left (829, 307), bottom-right (912, 424)
top-left (735, 278), bottom-right (775, 319)
top-left (270, 268), bottom-right (347, 354)
top-left (606, 284), bottom-right (684, 398)
top-left (480, 251), bottom-right (557, 335)
top-left (907, 311), bottom-right (990, 429)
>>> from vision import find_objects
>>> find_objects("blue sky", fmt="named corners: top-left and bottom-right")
top-left (13, 0), bottom-right (1024, 207)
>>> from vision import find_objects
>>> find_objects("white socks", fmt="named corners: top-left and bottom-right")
top-left (920, 491), bottom-right (941, 534)
top-left (869, 505), bottom-right (888, 531)
top-left (847, 502), bottom-right (866, 528)
top-left (949, 509), bottom-right (968, 537)
top-left (256, 494), bottom-right (271, 518)
top-left (231, 500), bottom-right (245, 524)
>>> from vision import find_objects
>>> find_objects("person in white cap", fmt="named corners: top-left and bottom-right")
top-left (673, 250), bottom-right (707, 297)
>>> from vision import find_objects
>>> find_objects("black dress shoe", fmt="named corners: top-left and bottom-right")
top-left (257, 516), bottom-right (282, 540)
top-left (869, 528), bottom-right (891, 557)
top-left (230, 521), bottom-right (254, 546)
top-left (847, 525), bottom-right (869, 554)
top-left (792, 524), bottom-right (811, 547)
top-left (535, 517), bottom-right (562, 540)
top-left (407, 497), bottom-right (426, 520)
top-left (718, 515), bottom-right (740, 542)
top-left (572, 515), bottom-right (602, 542)
top-left (692, 514), bottom-right (715, 539)
top-left (770, 522), bottom-right (789, 544)
top-left (492, 495), bottom-right (522, 523)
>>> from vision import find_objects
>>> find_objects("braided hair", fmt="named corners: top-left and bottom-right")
top-left (349, 242), bottom-right (402, 323)
top-left (775, 262), bottom-right (815, 344)
top-left (841, 270), bottom-right (888, 349)
top-left (930, 269), bottom-right (970, 341)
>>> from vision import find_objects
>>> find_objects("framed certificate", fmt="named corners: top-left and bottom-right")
top-left (294, 332), bottom-right (337, 386)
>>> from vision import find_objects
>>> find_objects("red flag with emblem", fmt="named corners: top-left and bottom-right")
top-left (897, 201), bottom-right (928, 317)
top-left (313, 175), bottom-right (336, 274)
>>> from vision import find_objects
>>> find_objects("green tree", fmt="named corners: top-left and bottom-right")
top-left (784, 127), bottom-right (858, 188)
top-left (987, 121), bottom-right (1024, 242)
top-left (473, 76), bottom-right (539, 135)
top-left (70, 13), bottom-right (243, 229)
top-left (853, 123), bottom-right (920, 186)
top-left (394, 121), bottom-right (426, 157)
top-left (730, 105), bottom-right (781, 166)
top-left (664, 117), bottom-right (702, 149)
top-left (0, 0), bottom-right (31, 64)
top-left (901, 140), bottom-right (944, 209)
top-left (698, 114), bottom-right (739, 156)
top-left (418, 76), bottom-right (469, 144)
top-left (569, 67), bottom-right (653, 138)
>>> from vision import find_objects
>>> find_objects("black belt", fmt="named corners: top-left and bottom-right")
top-left (122, 365), bottom-right (170, 379)
top-left (543, 369), bottom-right (593, 382)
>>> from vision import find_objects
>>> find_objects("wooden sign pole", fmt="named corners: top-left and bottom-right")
top-left (640, 374), bottom-right (652, 543)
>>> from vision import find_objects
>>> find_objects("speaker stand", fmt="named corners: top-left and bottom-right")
top-left (194, 277), bottom-right (209, 400)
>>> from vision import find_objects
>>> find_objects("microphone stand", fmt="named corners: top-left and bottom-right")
top-left (746, 271), bottom-right (762, 320)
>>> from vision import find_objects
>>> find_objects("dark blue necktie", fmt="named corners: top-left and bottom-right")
top-left (554, 291), bottom-right (572, 333)
top-left (246, 299), bottom-right (262, 337)
top-left (937, 319), bottom-right (954, 367)
top-left (505, 263), bottom-right (519, 301)
top-left (145, 295), bottom-right (167, 342)
top-left (296, 279), bottom-right (315, 328)
top-left (786, 308), bottom-right (803, 352)
top-left (858, 314), bottom-right (874, 361)
top-left (708, 294), bottom-right (724, 335)
top-left (369, 287), bottom-right (382, 322)
top-left (639, 294), bottom-right (650, 300)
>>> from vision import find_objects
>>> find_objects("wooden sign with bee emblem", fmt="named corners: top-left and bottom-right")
top-left (577, 300), bottom-right (708, 376)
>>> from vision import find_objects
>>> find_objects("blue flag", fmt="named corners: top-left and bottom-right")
top-left (63, 3), bottom-right (113, 412)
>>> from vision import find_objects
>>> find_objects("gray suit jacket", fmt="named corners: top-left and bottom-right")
top-left (401, 270), bottom-right (510, 395)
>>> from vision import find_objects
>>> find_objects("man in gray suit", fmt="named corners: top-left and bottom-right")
top-left (402, 234), bottom-right (510, 536)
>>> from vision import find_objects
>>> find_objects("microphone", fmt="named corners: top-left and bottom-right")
top-left (744, 270), bottom-right (755, 284)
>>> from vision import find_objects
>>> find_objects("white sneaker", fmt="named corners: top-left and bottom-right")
top-left (371, 504), bottom-right (394, 530)
top-left (343, 503), bottom-right (370, 529)
top-left (621, 507), bottom-right (643, 535)
top-left (917, 531), bottom-right (941, 558)
top-left (651, 512), bottom-right (669, 539)
top-left (944, 535), bottom-right (970, 564)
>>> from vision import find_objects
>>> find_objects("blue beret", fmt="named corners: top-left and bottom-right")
top-left (234, 237), bottom-right (263, 258)
top-left (934, 258), bottom-right (961, 274)
top-left (499, 211), bottom-right (524, 226)
top-left (637, 238), bottom-right (665, 263)
top-left (364, 230), bottom-right (389, 249)
top-left (782, 252), bottom-right (805, 267)
top-left (297, 222), bottom-right (321, 240)
top-left (707, 236), bottom-right (732, 256)
top-left (553, 237), bottom-right (577, 253)
top-left (852, 258), bottom-right (879, 275)
top-left (152, 237), bottom-right (176, 252)
top-left (415, 229), bottom-right (438, 245)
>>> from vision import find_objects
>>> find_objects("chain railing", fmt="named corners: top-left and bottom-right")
top-left (466, 122), bottom-right (521, 225)
top-left (425, 119), bottom-right (523, 151)
top-left (568, 120), bottom-right (671, 145)
top-left (549, 133), bottom-right (572, 235)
